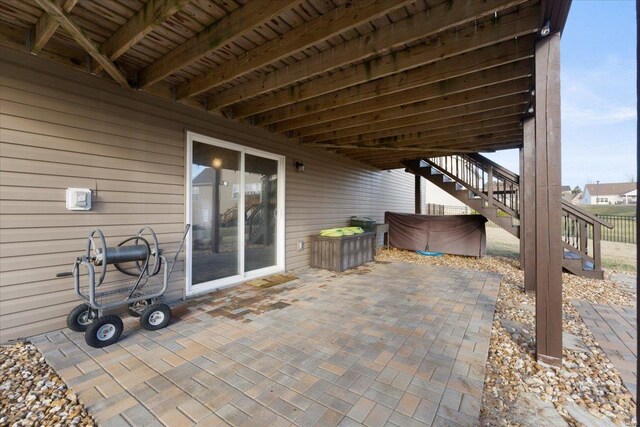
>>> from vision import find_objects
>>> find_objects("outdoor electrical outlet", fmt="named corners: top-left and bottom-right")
top-left (297, 241), bottom-right (304, 251)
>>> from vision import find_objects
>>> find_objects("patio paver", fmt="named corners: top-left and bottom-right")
top-left (32, 262), bottom-right (500, 426)
top-left (572, 300), bottom-right (637, 400)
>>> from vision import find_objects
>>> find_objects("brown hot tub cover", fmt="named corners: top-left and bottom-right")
top-left (385, 212), bottom-right (487, 257)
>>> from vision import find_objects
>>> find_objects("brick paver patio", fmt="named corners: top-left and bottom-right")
top-left (32, 262), bottom-right (500, 426)
top-left (573, 301), bottom-right (637, 401)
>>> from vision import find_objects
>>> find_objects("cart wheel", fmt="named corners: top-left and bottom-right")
top-left (85, 315), bottom-right (123, 348)
top-left (127, 299), bottom-right (152, 317)
top-left (67, 304), bottom-right (95, 332)
top-left (140, 304), bottom-right (171, 331)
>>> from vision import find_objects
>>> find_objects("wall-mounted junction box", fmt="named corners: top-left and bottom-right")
top-left (66, 188), bottom-right (92, 211)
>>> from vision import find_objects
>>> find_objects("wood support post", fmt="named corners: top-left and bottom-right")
top-left (519, 147), bottom-right (525, 270)
top-left (522, 118), bottom-right (536, 292)
top-left (534, 32), bottom-right (563, 365)
top-left (415, 175), bottom-right (423, 214)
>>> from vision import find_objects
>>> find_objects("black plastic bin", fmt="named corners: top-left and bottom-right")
top-left (350, 216), bottom-right (376, 232)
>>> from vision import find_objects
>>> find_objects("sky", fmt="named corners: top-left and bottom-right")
top-left (485, 0), bottom-right (637, 190)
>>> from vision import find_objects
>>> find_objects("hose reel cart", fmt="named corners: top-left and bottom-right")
top-left (59, 225), bottom-right (190, 348)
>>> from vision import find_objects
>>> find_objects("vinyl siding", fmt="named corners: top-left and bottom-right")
top-left (0, 47), bottom-right (415, 342)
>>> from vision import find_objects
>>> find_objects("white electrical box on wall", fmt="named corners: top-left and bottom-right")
top-left (66, 188), bottom-right (92, 211)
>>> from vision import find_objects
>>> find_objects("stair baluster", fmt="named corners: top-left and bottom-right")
top-left (404, 153), bottom-right (613, 279)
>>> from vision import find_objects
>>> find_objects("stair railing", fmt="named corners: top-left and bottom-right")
top-left (561, 201), bottom-right (614, 272)
top-left (418, 154), bottom-right (614, 275)
top-left (426, 153), bottom-right (520, 217)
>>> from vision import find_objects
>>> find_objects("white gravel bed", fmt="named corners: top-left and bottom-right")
top-left (0, 342), bottom-right (95, 427)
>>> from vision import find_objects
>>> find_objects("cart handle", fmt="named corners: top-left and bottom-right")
top-left (167, 224), bottom-right (191, 280)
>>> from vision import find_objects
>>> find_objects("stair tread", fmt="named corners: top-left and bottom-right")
top-left (416, 157), bottom-right (604, 279)
top-left (563, 250), bottom-right (596, 271)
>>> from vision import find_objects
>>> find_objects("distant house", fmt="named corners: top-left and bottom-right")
top-left (581, 182), bottom-right (637, 205)
top-left (569, 192), bottom-right (583, 205)
top-left (561, 185), bottom-right (573, 202)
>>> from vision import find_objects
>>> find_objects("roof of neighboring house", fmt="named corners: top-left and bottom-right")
top-left (562, 192), bottom-right (574, 201)
top-left (584, 182), bottom-right (636, 196)
top-left (193, 168), bottom-right (216, 185)
top-left (561, 185), bottom-right (571, 192)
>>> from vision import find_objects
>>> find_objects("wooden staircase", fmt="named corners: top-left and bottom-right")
top-left (404, 154), bottom-right (613, 279)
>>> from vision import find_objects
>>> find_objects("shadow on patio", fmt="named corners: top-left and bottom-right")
top-left (32, 262), bottom-right (500, 427)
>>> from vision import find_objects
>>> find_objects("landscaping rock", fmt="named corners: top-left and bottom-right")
top-left (511, 392), bottom-right (569, 427)
top-left (564, 401), bottom-right (619, 427)
top-left (0, 342), bottom-right (95, 427)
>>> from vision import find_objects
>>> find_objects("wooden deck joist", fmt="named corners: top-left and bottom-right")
top-left (228, 2), bottom-right (539, 118)
top-left (302, 94), bottom-right (530, 143)
top-left (93, 0), bottom-right (192, 73)
top-left (31, 0), bottom-right (77, 53)
top-left (320, 117), bottom-right (525, 150)
top-left (175, 0), bottom-right (417, 99)
top-left (137, 0), bottom-right (304, 88)
top-left (251, 37), bottom-right (535, 126)
top-left (33, 0), bottom-right (130, 89)
top-left (289, 77), bottom-right (532, 139)
top-left (0, 0), bottom-right (569, 172)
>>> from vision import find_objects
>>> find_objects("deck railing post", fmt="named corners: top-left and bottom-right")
top-left (487, 165), bottom-right (494, 204)
top-left (579, 219), bottom-right (588, 256)
top-left (593, 223), bottom-right (602, 271)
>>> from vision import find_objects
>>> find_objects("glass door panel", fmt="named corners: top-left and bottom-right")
top-left (190, 142), bottom-right (240, 286)
top-left (186, 132), bottom-right (284, 295)
top-left (244, 154), bottom-right (278, 272)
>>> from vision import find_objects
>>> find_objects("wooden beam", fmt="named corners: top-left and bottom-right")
top-left (304, 94), bottom-right (530, 144)
top-left (316, 135), bottom-right (523, 154)
top-left (373, 119), bottom-right (524, 149)
top-left (137, 0), bottom-right (303, 88)
top-left (208, 0), bottom-right (535, 110)
top-left (253, 36), bottom-right (535, 126)
top-left (343, 141), bottom-right (525, 169)
top-left (291, 78), bottom-right (532, 138)
top-left (32, 0), bottom-right (77, 53)
top-left (321, 120), bottom-right (523, 156)
top-left (278, 61), bottom-right (533, 135)
top-left (94, 0), bottom-right (191, 73)
top-left (336, 133), bottom-right (523, 158)
top-left (522, 117), bottom-right (536, 292)
top-left (534, 33), bottom-right (562, 365)
top-left (370, 147), bottom-right (524, 170)
top-left (33, 0), bottom-right (130, 89)
top-left (356, 139), bottom-right (524, 164)
top-left (176, 0), bottom-right (416, 99)
top-left (308, 106), bottom-right (527, 147)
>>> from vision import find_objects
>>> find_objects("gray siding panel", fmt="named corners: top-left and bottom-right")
top-left (0, 47), bottom-right (414, 342)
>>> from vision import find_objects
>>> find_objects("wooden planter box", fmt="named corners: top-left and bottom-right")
top-left (310, 232), bottom-right (375, 272)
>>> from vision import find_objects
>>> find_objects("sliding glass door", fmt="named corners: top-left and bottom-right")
top-left (186, 132), bottom-right (285, 295)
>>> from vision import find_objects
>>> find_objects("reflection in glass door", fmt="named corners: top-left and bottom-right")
top-left (186, 133), bottom-right (285, 295)
top-left (190, 143), bottom-right (241, 285)
top-left (244, 154), bottom-right (278, 272)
